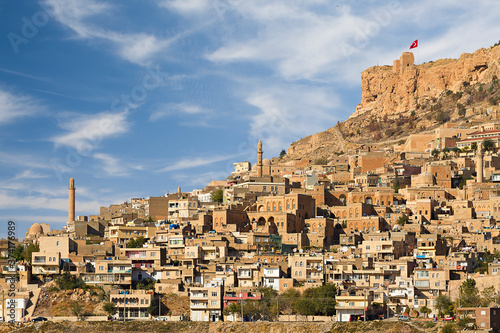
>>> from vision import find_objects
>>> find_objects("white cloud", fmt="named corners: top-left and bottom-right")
top-left (51, 111), bottom-right (129, 154)
top-left (150, 102), bottom-right (207, 121)
top-left (159, 153), bottom-right (242, 172)
top-left (0, 190), bottom-right (99, 212)
top-left (12, 170), bottom-right (48, 180)
top-left (43, 0), bottom-right (171, 66)
top-left (175, 170), bottom-right (230, 188)
top-left (93, 153), bottom-right (130, 177)
top-left (160, 0), bottom-right (212, 15)
top-left (244, 84), bottom-right (340, 154)
top-left (204, 1), bottom-right (500, 84)
top-left (0, 89), bottom-right (40, 124)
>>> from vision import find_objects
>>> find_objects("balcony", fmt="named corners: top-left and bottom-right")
top-left (108, 269), bottom-right (132, 274)
top-left (191, 293), bottom-right (208, 298)
top-left (191, 302), bottom-right (208, 308)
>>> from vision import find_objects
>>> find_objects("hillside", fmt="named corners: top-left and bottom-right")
top-left (285, 43), bottom-right (500, 161)
top-left (3, 319), bottom-right (447, 333)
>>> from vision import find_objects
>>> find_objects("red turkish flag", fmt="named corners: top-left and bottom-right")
top-left (410, 40), bottom-right (418, 49)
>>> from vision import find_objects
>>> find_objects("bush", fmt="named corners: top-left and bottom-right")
top-left (56, 272), bottom-right (86, 290)
top-left (441, 323), bottom-right (457, 333)
top-left (436, 111), bottom-right (450, 123)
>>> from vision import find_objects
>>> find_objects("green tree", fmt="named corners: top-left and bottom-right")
top-left (278, 289), bottom-right (301, 315)
top-left (70, 300), bottom-right (84, 319)
top-left (56, 271), bottom-right (86, 290)
top-left (442, 147), bottom-right (450, 159)
top-left (460, 278), bottom-right (480, 307)
top-left (471, 142), bottom-right (477, 151)
top-left (11, 244), bottom-right (24, 261)
top-left (103, 302), bottom-right (117, 317)
top-left (420, 306), bottom-right (432, 318)
top-left (436, 294), bottom-right (452, 317)
top-left (22, 243), bottom-right (39, 262)
top-left (126, 236), bottom-right (147, 248)
top-left (279, 149), bottom-right (286, 158)
top-left (431, 148), bottom-right (440, 160)
top-left (293, 298), bottom-right (316, 315)
top-left (457, 103), bottom-right (466, 117)
top-left (145, 216), bottom-right (154, 223)
top-left (483, 138), bottom-right (495, 152)
top-left (147, 297), bottom-right (158, 316)
top-left (310, 284), bottom-right (337, 315)
top-left (393, 172), bottom-right (400, 193)
top-left (210, 189), bottom-right (224, 203)
top-left (480, 286), bottom-right (497, 306)
top-left (397, 215), bottom-right (409, 226)
top-left (452, 147), bottom-right (460, 157)
top-left (136, 278), bottom-right (155, 290)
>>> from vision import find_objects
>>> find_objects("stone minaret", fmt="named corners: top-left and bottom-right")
top-left (257, 140), bottom-right (263, 177)
top-left (68, 177), bottom-right (75, 222)
top-left (476, 143), bottom-right (484, 183)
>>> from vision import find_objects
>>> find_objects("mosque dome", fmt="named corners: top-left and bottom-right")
top-left (262, 158), bottom-right (271, 166)
top-left (414, 171), bottom-right (436, 186)
top-left (28, 223), bottom-right (44, 235)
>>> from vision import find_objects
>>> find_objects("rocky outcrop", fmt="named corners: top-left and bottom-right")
top-left (352, 46), bottom-right (500, 119)
top-left (285, 45), bottom-right (500, 161)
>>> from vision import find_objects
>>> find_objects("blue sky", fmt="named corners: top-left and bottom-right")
top-left (1, 0), bottom-right (500, 238)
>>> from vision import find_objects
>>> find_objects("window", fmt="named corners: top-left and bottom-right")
top-left (349, 302), bottom-right (355, 307)
top-left (56, 241), bottom-right (60, 246)
top-left (366, 246), bottom-right (370, 250)
top-left (99, 266), bottom-right (104, 271)
top-left (212, 292), bottom-right (218, 297)
top-left (481, 310), bottom-right (486, 315)
top-left (284, 283), bottom-right (287, 288)
top-left (211, 301), bottom-right (218, 306)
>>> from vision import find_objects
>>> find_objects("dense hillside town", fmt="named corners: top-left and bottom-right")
top-left (4, 118), bottom-right (500, 330)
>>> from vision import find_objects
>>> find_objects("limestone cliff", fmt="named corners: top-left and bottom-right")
top-left (353, 46), bottom-right (500, 119)
top-left (285, 44), bottom-right (500, 162)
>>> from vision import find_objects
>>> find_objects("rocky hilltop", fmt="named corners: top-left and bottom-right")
top-left (285, 43), bottom-right (500, 161)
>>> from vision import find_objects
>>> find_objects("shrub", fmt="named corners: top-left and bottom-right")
top-left (441, 323), bottom-right (456, 333)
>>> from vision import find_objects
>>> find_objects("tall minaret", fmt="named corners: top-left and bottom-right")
top-left (257, 140), bottom-right (263, 177)
top-left (68, 178), bottom-right (75, 222)
top-left (476, 142), bottom-right (484, 183)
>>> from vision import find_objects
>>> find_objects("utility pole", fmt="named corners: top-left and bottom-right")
top-left (240, 293), bottom-right (244, 322)
top-left (364, 291), bottom-right (366, 321)
top-left (276, 297), bottom-right (279, 322)
top-left (158, 294), bottom-right (161, 318)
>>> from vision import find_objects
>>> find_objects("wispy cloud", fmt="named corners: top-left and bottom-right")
top-left (0, 89), bottom-right (41, 124)
top-left (244, 84), bottom-right (340, 154)
top-left (158, 153), bottom-right (242, 172)
top-left (51, 111), bottom-right (129, 153)
top-left (12, 170), bottom-right (48, 180)
top-left (150, 102), bottom-right (208, 121)
top-left (160, 0), bottom-right (212, 14)
top-left (43, 0), bottom-right (173, 66)
top-left (0, 190), bottom-right (99, 212)
top-left (93, 153), bottom-right (130, 177)
top-left (0, 68), bottom-right (48, 81)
